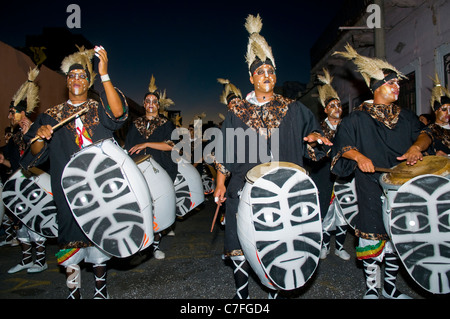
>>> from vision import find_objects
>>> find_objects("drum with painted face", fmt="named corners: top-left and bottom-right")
top-left (379, 155), bottom-right (450, 236)
top-left (174, 159), bottom-right (205, 217)
top-left (389, 174), bottom-right (450, 294)
top-left (61, 138), bottom-right (153, 258)
top-left (237, 162), bottom-right (322, 291)
top-left (201, 164), bottom-right (216, 195)
top-left (2, 167), bottom-right (58, 238)
top-left (0, 182), bottom-right (4, 227)
top-left (134, 154), bottom-right (176, 234)
top-left (333, 175), bottom-right (358, 230)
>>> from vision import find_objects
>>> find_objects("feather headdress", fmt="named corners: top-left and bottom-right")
top-left (11, 66), bottom-right (40, 114)
top-left (430, 73), bottom-right (450, 111)
top-left (245, 14), bottom-right (276, 74)
top-left (217, 78), bottom-right (242, 105)
top-left (148, 74), bottom-right (158, 95)
top-left (317, 68), bottom-right (340, 108)
top-left (159, 89), bottom-right (175, 112)
top-left (60, 45), bottom-right (96, 88)
top-left (332, 43), bottom-right (405, 92)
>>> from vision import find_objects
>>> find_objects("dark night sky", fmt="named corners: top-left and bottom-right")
top-left (1, 0), bottom-right (345, 125)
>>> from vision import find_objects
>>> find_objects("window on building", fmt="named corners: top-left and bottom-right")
top-left (444, 53), bottom-right (450, 88)
top-left (398, 71), bottom-right (416, 113)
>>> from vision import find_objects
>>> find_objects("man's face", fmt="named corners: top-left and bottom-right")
top-left (250, 65), bottom-right (276, 94)
top-left (375, 78), bottom-right (400, 104)
top-left (67, 69), bottom-right (89, 96)
top-left (324, 99), bottom-right (342, 120)
top-left (143, 94), bottom-right (159, 114)
top-left (435, 103), bottom-right (450, 125)
top-left (8, 109), bottom-right (21, 127)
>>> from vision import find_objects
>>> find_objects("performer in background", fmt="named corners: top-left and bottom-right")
top-left (21, 46), bottom-right (128, 299)
top-left (1, 67), bottom-right (49, 273)
top-left (214, 79), bottom-right (243, 228)
top-left (421, 74), bottom-right (450, 156)
top-left (213, 14), bottom-right (331, 299)
top-left (331, 44), bottom-right (431, 299)
top-left (308, 68), bottom-right (350, 261)
top-left (124, 75), bottom-right (177, 260)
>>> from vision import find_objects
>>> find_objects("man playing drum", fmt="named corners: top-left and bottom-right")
top-left (124, 75), bottom-right (177, 260)
top-left (331, 44), bottom-right (432, 299)
top-left (2, 67), bottom-right (49, 274)
top-left (422, 74), bottom-right (450, 156)
top-left (21, 46), bottom-right (128, 299)
top-left (213, 14), bottom-right (331, 299)
top-left (308, 68), bottom-right (350, 261)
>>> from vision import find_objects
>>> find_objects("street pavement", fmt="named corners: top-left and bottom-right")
top-left (0, 194), bottom-right (445, 312)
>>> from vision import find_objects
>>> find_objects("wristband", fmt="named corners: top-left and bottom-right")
top-left (101, 74), bottom-right (110, 82)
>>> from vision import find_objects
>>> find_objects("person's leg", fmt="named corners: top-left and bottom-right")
top-left (230, 255), bottom-right (250, 299)
top-left (66, 264), bottom-right (81, 299)
top-left (334, 225), bottom-right (350, 260)
top-left (382, 252), bottom-right (412, 299)
top-left (93, 263), bottom-right (108, 299)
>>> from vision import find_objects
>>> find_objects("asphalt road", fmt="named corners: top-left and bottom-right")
top-left (0, 194), bottom-right (445, 315)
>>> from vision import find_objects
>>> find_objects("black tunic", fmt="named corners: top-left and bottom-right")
top-left (20, 90), bottom-right (128, 248)
top-left (124, 115), bottom-right (178, 182)
top-left (330, 101), bottom-right (422, 240)
top-left (217, 93), bottom-right (326, 254)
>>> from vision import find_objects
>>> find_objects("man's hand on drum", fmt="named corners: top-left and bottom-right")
top-left (303, 132), bottom-right (333, 146)
top-left (128, 143), bottom-right (147, 155)
top-left (397, 145), bottom-right (424, 165)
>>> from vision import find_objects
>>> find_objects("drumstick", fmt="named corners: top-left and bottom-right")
top-left (374, 167), bottom-right (411, 174)
top-left (30, 107), bottom-right (89, 144)
top-left (210, 203), bottom-right (222, 232)
top-left (374, 167), bottom-right (395, 173)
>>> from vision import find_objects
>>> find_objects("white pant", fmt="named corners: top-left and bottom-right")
top-left (59, 246), bottom-right (111, 267)
top-left (16, 224), bottom-right (46, 243)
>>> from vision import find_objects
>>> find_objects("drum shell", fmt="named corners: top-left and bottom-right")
top-left (174, 160), bottom-right (205, 216)
top-left (62, 138), bottom-right (153, 257)
top-left (237, 163), bottom-right (322, 290)
top-left (388, 174), bottom-right (450, 294)
top-left (136, 156), bottom-right (176, 232)
top-left (0, 182), bottom-right (4, 225)
top-left (2, 168), bottom-right (58, 238)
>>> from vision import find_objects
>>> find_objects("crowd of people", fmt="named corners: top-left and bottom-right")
top-left (1, 13), bottom-right (449, 300)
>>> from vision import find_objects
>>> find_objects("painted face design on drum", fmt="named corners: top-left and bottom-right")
top-left (62, 143), bottom-right (148, 257)
top-left (250, 65), bottom-right (276, 94)
top-left (2, 174), bottom-right (58, 237)
top-left (390, 175), bottom-right (450, 294)
top-left (333, 177), bottom-right (358, 229)
top-left (249, 168), bottom-right (321, 289)
top-left (67, 70), bottom-right (89, 96)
